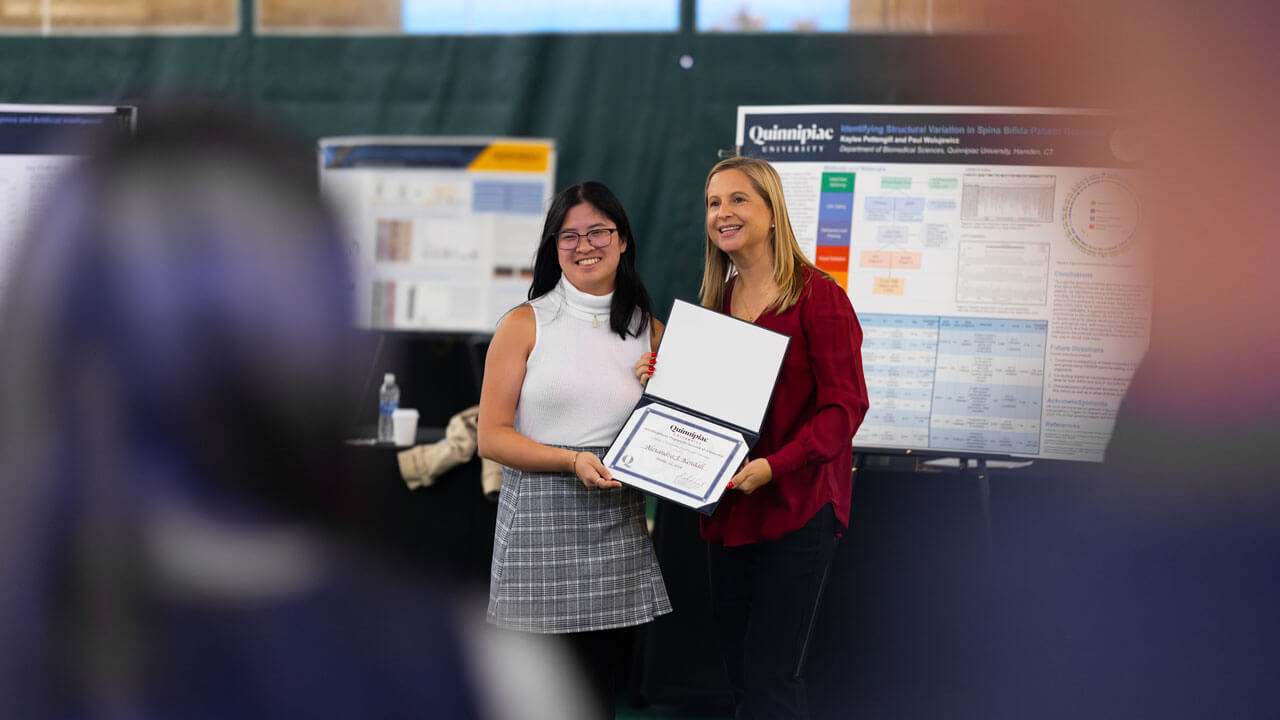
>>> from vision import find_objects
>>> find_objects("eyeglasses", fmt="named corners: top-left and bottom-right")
top-left (555, 227), bottom-right (617, 250)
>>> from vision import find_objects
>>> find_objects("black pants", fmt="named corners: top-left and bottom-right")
top-left (707, 504), bottom-right (838, 720)
top-left (561, 626), bottom-right (633, 719)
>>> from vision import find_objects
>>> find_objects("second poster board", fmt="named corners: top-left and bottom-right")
top-left (320, 136), bottom-right (555, 333)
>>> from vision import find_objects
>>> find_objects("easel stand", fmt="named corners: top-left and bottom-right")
top-left (973, 457), bottom-right (992, 558)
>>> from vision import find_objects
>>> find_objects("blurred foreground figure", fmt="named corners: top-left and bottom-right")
top-left (980, 2), bottom-right (1280, 719)
top-left (0, 106), bottom-right (588, 720)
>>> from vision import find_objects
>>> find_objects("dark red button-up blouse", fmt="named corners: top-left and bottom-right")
top-left (701, 267), bottom-right (870, 546)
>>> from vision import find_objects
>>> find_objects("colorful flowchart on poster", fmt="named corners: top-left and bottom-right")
top-left (737, 106), bottom-right (1149, 462)
top-left (319, 136), bottom-right (555, 333)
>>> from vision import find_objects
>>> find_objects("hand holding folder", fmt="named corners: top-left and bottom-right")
top-left (604, 299), bottom-right (790, 514)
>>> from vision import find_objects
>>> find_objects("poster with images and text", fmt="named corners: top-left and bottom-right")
top-left (737, 106), bottom-right (1149, 462)
top-left (320, 137), bottom-right (555, 333)
top-left (0, 104), bottom-right (136, 311)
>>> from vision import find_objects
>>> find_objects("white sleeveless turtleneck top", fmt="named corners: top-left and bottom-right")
top-left (515, 277), bottom-right (650, 447)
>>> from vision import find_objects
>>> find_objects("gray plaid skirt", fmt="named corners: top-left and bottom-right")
top-left (487, 446), bottom-right (672, 634)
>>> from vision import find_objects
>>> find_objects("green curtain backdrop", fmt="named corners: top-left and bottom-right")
top-left (0, 27), bottom-right (1082, 318)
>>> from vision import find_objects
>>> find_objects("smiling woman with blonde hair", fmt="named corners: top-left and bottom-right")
top-left (699, 155), bottom-right (813, 316)
top-left (674, 155), bottom-right (869, 720)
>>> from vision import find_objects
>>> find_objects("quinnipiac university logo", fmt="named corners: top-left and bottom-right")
top-left (747, 122), bottom-right (834, 155)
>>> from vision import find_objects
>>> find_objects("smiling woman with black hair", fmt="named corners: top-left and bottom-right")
top-left (478, 181), bottom-right (671, 718)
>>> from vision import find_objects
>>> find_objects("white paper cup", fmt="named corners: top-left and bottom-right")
top-left (391, 408), bottom-right (419, 447)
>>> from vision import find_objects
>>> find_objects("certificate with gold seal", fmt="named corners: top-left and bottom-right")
top-left (604, 299), bottom-right (790, 514)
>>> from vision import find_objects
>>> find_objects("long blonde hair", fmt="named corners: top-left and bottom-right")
top-left (698, 156), bottom-right (818, 313)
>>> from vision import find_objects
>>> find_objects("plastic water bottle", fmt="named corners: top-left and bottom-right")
top-left (377, 373), bottom-right (399, 443)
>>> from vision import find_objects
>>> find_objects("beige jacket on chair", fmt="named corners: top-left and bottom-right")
top-left (397, 405), bottom-right (503, 499)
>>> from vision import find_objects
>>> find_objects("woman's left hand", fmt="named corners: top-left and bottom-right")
top-left (728, 458), bottom-right (773, 494)
top-left (634, 351), bottom-right (656, 386)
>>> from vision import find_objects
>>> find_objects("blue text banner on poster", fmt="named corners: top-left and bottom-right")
top-left (739, 111), bottom-right (1129, 168)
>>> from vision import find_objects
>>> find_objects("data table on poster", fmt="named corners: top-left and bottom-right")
top-left (856, 314), bottom-right (938, 450)
top-left (929, 317), bottom-right (1046, 455)
top-left (856, 314), bottom-right (1048, 457)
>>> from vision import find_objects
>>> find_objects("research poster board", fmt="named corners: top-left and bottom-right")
top-left (319, 137), bottom-right (555, 333)
top-left (0, 104), bottom-right (137, 310)
top-left (737, 105), bottom-right (1149, 462)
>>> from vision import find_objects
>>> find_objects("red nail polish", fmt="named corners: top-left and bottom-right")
top-left (727, 481), bottom-right (735, 489)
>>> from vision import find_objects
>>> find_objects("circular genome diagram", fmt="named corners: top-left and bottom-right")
top-left (1062, 173), bottom-right (1140, 257)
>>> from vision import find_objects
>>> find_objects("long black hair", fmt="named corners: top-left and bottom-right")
top-left (528, 181), bottom-right (653, 340)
